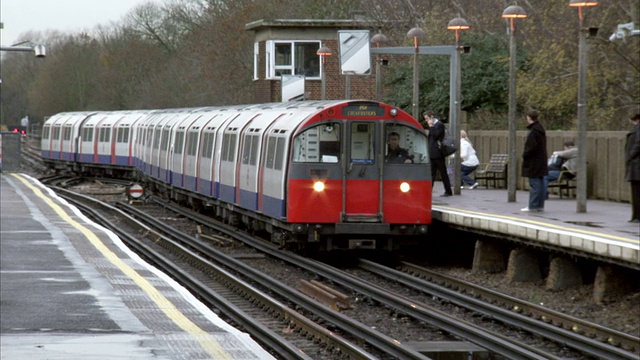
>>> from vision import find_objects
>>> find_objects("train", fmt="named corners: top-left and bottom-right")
top-left (41, 100), bottom-right (432, 251)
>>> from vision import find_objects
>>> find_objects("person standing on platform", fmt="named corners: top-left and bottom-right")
top-left (625, 113), bottom-right (640, 223)
top-left (424, 111), bottom-right (453, 197)
top-left (460, 130), bottom-right (480, 189)
top-left (521, 109), bottom-right (548, 212)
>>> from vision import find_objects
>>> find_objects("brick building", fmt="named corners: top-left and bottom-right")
top-left (245, 19), bottom-right (379, 103)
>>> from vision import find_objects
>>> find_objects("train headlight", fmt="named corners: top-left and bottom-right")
top-left (313, 181), bottom-right (325, 192)
top-left (390, 108), bottom-right (398, 117)
top-left (400, 182), bottom-right (410, 193)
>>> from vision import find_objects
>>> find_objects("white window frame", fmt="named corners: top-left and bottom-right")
top-left (253, 42), bottom-right (259, 81)
top-left (265, 40), bottom-right (321, 80)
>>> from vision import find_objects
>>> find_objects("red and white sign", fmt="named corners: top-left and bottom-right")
top-left (129, 184), bottom-right (144, 199)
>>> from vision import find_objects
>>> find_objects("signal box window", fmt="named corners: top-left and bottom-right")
top-left (267, 40), bottom-right (321, 79)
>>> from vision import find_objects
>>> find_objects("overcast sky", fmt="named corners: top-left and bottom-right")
top-left (1, 0), bottom-right (164, 46)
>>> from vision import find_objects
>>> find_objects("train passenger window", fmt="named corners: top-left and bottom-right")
top-left (52, 127), bottom-right (60, 140)
top-left (116, 128), bottom-right (130, 143)
top-left (98, 128), bottom-right (111, 142)
top-left (186, 132), bottom-right (198, 156)
top-left (274, 137), bottom-right (285, 170)
top-left (160, 129), bottom-right (170, 151)
top-left (42, 126), bottom-right (50, 140)
top-left (384, 124), bottom-right (428, 164)
top-left (82, 128), bottom-right (94, 142)
top-left (266, 137), bottom-right (276, 168)
top-left (222, 133), bottom-right (237, 162)
top-left (293, 123), bottom-right (341, 163)
top-left (153, 129), bottom-right (161, 149)
top-left (174, 131), bottom-right (185, 154)
top-left (63, 126), bottom-right (72, 141)
top-left (202, 133), bottom-right (214, 159)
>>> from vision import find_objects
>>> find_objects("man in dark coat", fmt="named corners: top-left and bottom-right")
top-left (625, 113), bottom-right (640, 223)
top-left (424, 111), bottom-right (452, 197)
top-left (385, 132), bottom-right (414, 164)
top-left (521, 109), bottom-right (548, 212)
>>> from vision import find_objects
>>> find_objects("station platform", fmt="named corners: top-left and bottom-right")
top-left (431, 182), bottom-right (639, 269)
top-left (0, 173), bottom-right (274, 360)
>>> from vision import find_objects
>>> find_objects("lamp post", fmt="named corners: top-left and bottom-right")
top-left (371, 32), bottom-right (389, 101)
top-left (569, 0), bottom-right (598, 213)
top-left (407, 27), bottom-right (426, 119)
top-left (502, 5), bottom-right (528, 203)
top-left (447, 17), bottom-right (470, 196)
top-left (316, 46), bottom-right (333, 100)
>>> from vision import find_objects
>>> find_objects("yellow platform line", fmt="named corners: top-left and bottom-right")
top-left (13, 174), bottom-right (231, 360)
top-left (435, 205), bottom-right (639, 245)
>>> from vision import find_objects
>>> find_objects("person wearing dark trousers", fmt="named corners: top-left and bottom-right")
top-left (625, 113), bottom-right (640, 223)
top-left (521, 109), bottom-right (548, 212)
top-left (424, 111), bottom-right (452, 197)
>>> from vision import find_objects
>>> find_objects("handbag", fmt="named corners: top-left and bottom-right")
top-left (438, 128), bottom-right (458, 157)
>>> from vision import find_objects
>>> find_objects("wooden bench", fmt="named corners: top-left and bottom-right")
top-left (475, 154), bottom-right (508, 189)
top-left (547, 170), bottom-right (577, 198)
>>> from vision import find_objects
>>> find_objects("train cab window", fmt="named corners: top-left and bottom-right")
top-left (293, 123), bottom-right (341, 163)
top-left (350, 122), bottom-right (374, 164)
top-left (384, 124), bottom-right (428, 164)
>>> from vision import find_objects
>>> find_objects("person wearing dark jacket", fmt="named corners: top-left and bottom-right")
top-left (625, 113), bottom-right (640, 223)
top-left (521, 109), bottom-right (548, 212)
top-left (424, 111), bottom-right (452, 197)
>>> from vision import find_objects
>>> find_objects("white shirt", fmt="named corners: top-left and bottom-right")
top-left (460, 139), bottom-right (480, 166)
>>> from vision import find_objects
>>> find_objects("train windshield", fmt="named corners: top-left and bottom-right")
top-left (292, 123), bottom-right (341, 163)
top-left (384, 124), bottom-right (428, 164)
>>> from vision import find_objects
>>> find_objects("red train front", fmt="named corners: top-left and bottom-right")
top-left (286, 101), bottom-right (432, 251)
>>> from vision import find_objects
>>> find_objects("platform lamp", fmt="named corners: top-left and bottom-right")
top-left (406, 26), bottom-right (426, 119)
top-left (447, 17), bottom-right (470, 196)
top-left (316, 46), bottom-right (333, 100)
top-left (569, 0), bottom-right (598, 213)
top-left (502, 5), bottom-right (528, 203)
top-left (370, 32), bottom-right (389, 101)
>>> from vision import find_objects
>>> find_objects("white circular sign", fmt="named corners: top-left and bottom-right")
top-left (129, 184), bottom-right (144, 198)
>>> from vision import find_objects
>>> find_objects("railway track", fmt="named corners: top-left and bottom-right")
top-left (54, 186), bottom-right (418, 359)
top-left (47, 180), bottom-right (640, 360)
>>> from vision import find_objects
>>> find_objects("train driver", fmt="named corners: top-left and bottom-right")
top-left (385, 132), bottom-right (414, 164)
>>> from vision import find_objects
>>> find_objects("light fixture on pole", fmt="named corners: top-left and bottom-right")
top-left (447, 17), bottom-right (470, 196)
top-left (502, 5), bottom-right (528, 203)
top-left (316, 46), bottom-right (333, 100)
top-left (371, 32), bottom-right (389, 101)
top-left (569, 0), bottom-right (598, 213)
top-left (406, 26), bottom-right (426, 119)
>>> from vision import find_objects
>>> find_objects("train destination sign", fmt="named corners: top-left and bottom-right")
top-left (341, 104), bottom-right (385, 117)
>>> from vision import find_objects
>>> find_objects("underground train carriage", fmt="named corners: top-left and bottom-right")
top-left (41, 100), bottom-right (433, 251)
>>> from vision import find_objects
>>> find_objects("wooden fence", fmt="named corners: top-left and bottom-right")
top-left (468, 131), bottom-right (630, 203)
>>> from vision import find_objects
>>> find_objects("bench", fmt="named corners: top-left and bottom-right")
top-left (547, 170), bottom-right (577, 198)
top-left (475, 154), bottom-right (508, 189)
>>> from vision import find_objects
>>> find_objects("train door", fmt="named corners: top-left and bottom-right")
top-left (343, 122), bottom-right (380, 222)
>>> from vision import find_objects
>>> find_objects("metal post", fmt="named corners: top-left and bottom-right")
top-left (321, 55), bottom-right (327, 100)
top-left (375, 57), bottom-right (382, 101)
top-left (412, 42), bottom-right (420, 119)
top-left (507, 19), bottom-right (518, 202)
top-left (453, 46), bottom-right (462, 195)
top-left (576, 8), bottom-right (588, 212)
